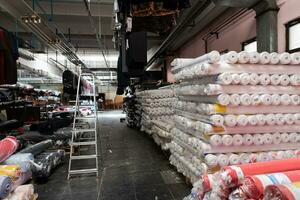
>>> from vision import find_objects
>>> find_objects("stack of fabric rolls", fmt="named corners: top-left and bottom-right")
top-left (169, 50), bottom-right (300, 188)
top-left (137, 88), bottom-right (176, 148)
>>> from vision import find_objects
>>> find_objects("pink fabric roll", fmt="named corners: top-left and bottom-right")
top-left (0, 137), bottom-right (19, 163)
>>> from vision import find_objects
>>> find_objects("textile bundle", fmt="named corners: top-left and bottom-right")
top-left (19, 139), bottom-right (53, 156)
top-left (0, 175), bottom-right (12, 199)
top-left (0, 165), bottom-right (20, 180)
top-left (0, 137), bottom-right (18, 163)
top-left (3, 184), bottom-right (34, 200)
top-left (264, 182), bottom-right (300, 200)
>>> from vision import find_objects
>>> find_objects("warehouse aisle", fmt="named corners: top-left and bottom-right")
top-left (36, 110), bottom-right (190, 200)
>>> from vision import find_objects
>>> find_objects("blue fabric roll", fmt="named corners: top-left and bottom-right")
top-left (0, 175), bottom-right (12, 199)
top-left (3, 153), bottom-right (34, 172)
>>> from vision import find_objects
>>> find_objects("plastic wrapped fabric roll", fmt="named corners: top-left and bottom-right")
top-left (4, 184), bottom-right (34, 200)
top-left (237, 115), bottom-right (248, 126)
top-left (280, 52), bottom-right (292, 65)
top-left (205, 154), bottom-right (218, 168)
top-left (19, 139), bottom-right (53, 156)
top-left (266, 114), bottom-right (276, 125)
top-left (218, 73), bottom-right (233, 85)
top-left (281, 132), bottom-right (290, 143)
top-left (210, 135), bottom-right (222, 146)
top-left (240, 73), bottom-right (251, 85)
top-left (238, 51), bottom-right (250, 64)
top-left (240, 94), bottom-right (251, 106)
top-left (279, 74), bottom-right (291, 86)
top-left (230, 94), bottom-right (241, 106)
top-left (171, 58), bottom-right (195, 67)
top-left (288, 132), bottom-right (298, 143)
top-left (270, 74), bottom-right (281, 85)
top-left (271, 94), bottom-right (281, 106)
top-left (11, 170), bottom-right (32, 191)
top-left (229, 154), bottom-right (240, 165)
top-left (249, 52), bottom-right (260, 64)
top-left (249, 153), bottom-right (258, 163)
top-left (231, 74), bottom-right (241, 84)
top-left (249, 73), bottom-right (260, 85)
top-left (259, 73), bottom-right (271, 86)
top-left (222, 135), bottom-right (233, 146)
top-left (0, 175), bottom-right (12, 199)
top-left (196, 50), bottom-right (221, 64)
top-left (232, 134), bottom-right (243, 146)
top-left (222, 51), bottom-right (239, 64)
top-left (264, 182), bottom-right (300, 200)
top-left (256, 114), bottom-right (266, 126)
top-left (284, 114), bottom-right (296, 125)
top-left (216, 93), bottom-right (230, 106)
top-left (218, 154), bottom-right (229, 167)
top-left (0, 136), bottom-right (19, 163)
top-left (259, 52), bottom-right (271, 64)
top-left (243, 134), bottom-right (254, 145)
top-left (272, 132), bottom-right (282, 145)
top-left (291, 53), bottom-right (300, 65)
top-left (224, 115), bottom-right (237, 127)
top-left (291, 95), bottom-right (300, 105)
top-left (257, 152), bottom-right (270, 162)
top-left (210, 115), bottom-right (224, 126)
top-left (0, 120), bottom-right (23, 133)
top-left (275, 113), bottom-right (285, 126)
top-left (250, 94), bottom-right (261, 106)
top-left (0, 166), bottom-right (20, 180)
top-left (253, 134), bottom-right (264, 145)
top-left (263, 133), bottom-right (273, 145)
top-left (239, 153), bottom-right (251, 164)
top-left (260, 94), bottom-right (272, 106)
top-left (239, 170), bottom-right (300, 199)
top-left (290, 74), bottom-right (300, 86)
top-left (270, 52), bottom-right (280, 65)
top-left (248, 115), bottom-right (258, 126)
top-left (295, 114), bottom-right (300, 125)
top-left (3, 153), bottom-right (34, 172)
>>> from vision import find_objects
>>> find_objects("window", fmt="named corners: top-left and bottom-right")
top-left (242, 37), bottom-right (257, 52)
top-left (286, 17), bottom-right (300, 53)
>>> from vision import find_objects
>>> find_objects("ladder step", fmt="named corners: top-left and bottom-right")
top-left (76, 115), bottom-right (97, 120)
top-left (69, 168), bottom-right (98, 175)
top-left (73, 128), bottom-right (96, 133)
top-left (70, 155), bottom-right (97, 160)
top-left (71, 141), bottom-right (96, 146)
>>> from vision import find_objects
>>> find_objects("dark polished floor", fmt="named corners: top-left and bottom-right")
top-left (35, 110), bottom-right (191, 200)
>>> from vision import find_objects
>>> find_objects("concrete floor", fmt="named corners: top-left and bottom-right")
top-left (35, 110), bottom-right (191, 200)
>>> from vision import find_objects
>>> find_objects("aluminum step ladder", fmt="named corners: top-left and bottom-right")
top-left (68, 71), bottom-right (99, 179)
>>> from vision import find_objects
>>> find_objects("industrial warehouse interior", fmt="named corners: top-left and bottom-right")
top-left (1, 0), bottom-right (300, 200)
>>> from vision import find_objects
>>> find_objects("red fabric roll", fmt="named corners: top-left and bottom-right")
top-left (264, 182), bottom-right (300, 200)
top-left (0, 136), bottom-right (19, 163)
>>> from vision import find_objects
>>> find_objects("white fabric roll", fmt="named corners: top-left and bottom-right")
top-left (272, 132), bottom-right (282, 145)
top-left (284, 114), bottom-right (296, 125)
top-left (218, 73), bottom-right (233, 85)
top-left (279, 74), bottom-right (290, 86)
top-left (281, 132), bottom-right (290, 143)
top-left (279, 52), bottom-right (291, 64)
top-left (280, 94), bottom-right (291, 105)
top-left (285, 150), bottom-right (295, 158)
top-left (232, 134), bottom-right (243, 146)
top-left (270, 52), bottom-right (280, 64)
top-left (231, 74), bottom-right (241, 84)
top-left (205, 154), bottom-right (218, 168)
top-left (217, 154), bottom-right (229, 167)
top-left (222, 51), bottom-right (239, 64)
top-left (240, 94), bottom-right (251, 106)
top-left (224, 115), bottom-right (237, 127)
top-left (253, 133), bottom-right (264, 145)
top-left (260, 94), bottom-right (272, 105)
top-left (259, 73), bottom-right (271, 86)
top-left (210, 115), bottom-right (224, 126)
top-left (268, 151), bottom-right (278, 160)
top-left (275, 113), bottom-right (285, 125)
top-left (238, 51), bottom-right (250, 64)
top-left (276, 151), bottom-right (287, 159)
top-left (210, 134), bottom-right (223, 146)
top-left (229, 154), bottom-right (240, 165)
top-left (288, 132), bottom-right (298, 143)
top-left (259, 52), bottom-right (271, 64)
top-left (250, 94), bottom-right (261, 106)
top-left (248, 115), bottom-right (258, 126)
top-left (291, 95), bottom-right (300, 105)
top-left (240, 73), bottom-right (251, 85)
top-left (266, 114), bottom-right (276, 125)
top-left (291, 53), bottom-right (300, 65)
top-left (249, 153), bottom-right (258, 163)
top-left (218, 94), bottom-right (231, 106)
top-left (230, 94), bottom-right (241, 106)
top-left (222, 134), bottom-right (233, 146)
top-left (294, 114), bottom-right (300, 125)
top-left (290, 74), bottom-right (300, 86)
top-left (271, 94), bottom-right (281, 106)
top-left (239, 153), bottom-right (251, 164)
top-left (270, 74), bottom-right (281, 85)
top-left (237, 115), bottom-right (248, 126)
top-left (257, 152), bottom-right (270, 162)
top-left (249, 52), bottom-right (260, 64)
top-left (263, 133), bottom-right (273, 145)
top-left (256, 114), bottom-right (267, 126)
top-left (249, 73), bottom-right (260, 85)
top-left (243, 134), bottom-right (254, 145)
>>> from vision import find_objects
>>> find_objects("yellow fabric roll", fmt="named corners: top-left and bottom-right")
top-left (0, 165), bottom-right (20, 180)
top-left (213, 104), bottom-right (227, 114)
